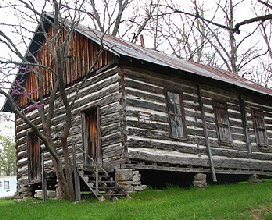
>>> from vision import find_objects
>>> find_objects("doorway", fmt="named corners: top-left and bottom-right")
top-left (28, 132), bottom-right (40, 180)
top-left (82, 107), bottom-right (101, 166)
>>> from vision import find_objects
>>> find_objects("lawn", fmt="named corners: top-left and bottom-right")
top-left (0, 180), bottom-right (272, 220)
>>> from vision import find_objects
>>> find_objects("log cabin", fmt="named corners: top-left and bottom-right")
top-left (3, 14), bottom-right (272, 199)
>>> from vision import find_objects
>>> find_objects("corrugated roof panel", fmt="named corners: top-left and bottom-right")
top-left (74, 24), bottom-right (272, 97)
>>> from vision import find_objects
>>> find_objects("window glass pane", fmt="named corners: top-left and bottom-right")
top-left (214, 101), bottom-right (231, 142)
top-left (216, 109), bottom-right (229, 125)
top-left (254, 111), bottom-right (263, 118)
top-left (170, 115), bottom-right (183, 138)
top-left (167, 92), bottom-right (181, 115)
top-left (4, 181), bottom-right (9, 190)
top-left (257, 129), bottom-right (267, 146)
top-left (215, 110), bottom-right (222, 124)
top-left (219, 126), bottom-right (231, 141)
top-left (253, 109), bottom-right (268, 146)
top-left (221, 111), bottom-right (229, 125)
top-left (255, 118), bottom-right (264, 129)
top-left (0, 181), bottom-right (2, 188)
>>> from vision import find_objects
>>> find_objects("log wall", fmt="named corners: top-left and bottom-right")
top-left (16, 66), bottom-right (125, 189)
top-left (123, 66), bottom-right (272, 176)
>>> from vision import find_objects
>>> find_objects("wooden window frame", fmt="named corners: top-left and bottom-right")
top-left (213, 100), bottom-right (232, 144)
top-left (251, 109), bottom-right (268, 147)
top-left (165, 90), bottom-right (187, 139)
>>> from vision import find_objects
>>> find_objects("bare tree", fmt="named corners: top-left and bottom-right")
top-left (153, 0), bottom-right (215, 64)
top-left (0, 0), bottom-right (155, 201)
top-left (166, 0), bottom-right (272, 34)
top-left (244, 0), bottom-right (272, 87)
top-left (0, 0), bottom-right (86, 201)
top-left (0, 0), bottom-right (124, 201)
top-left (152, 0), bottom-right (270, 76)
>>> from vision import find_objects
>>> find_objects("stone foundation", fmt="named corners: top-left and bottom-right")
top-left (35, 190), bottom-right (56, 198)
top-left (193, 173), bottom-right (207, 188)
top-left (14, 185), bottom-right (35, 202)
top-left (115, 169), bottom-right (147, 193)
top-left (248, 174), bottom-right (261, 183)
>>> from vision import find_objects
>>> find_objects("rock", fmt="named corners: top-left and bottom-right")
top-left (118, 181), bottom-right (134, 186)
top-left (133, 175), bottom-right (141, 183)
top-left (248, 174), bottom-right (261, 183)
top-left (193, 173), bottom-right (207, 188)
top-left (132, 171), bottom-right (140, 175)
top-left (193, 180), bottom-right (207, 188)
top-left (35, 190), bottom-right (56, 198)
top-left (47, 190), bottom-right (56, 198)
top-left (98, 196), bottom-right (105, 202)
top-left (121, 185), bottom-right (134, 192)
top-left (35, 190), bottom-right (43, 198)
top-left (115, 169), bottom-right (133, 181)
top-left (194, 173), bottom-right (207, 181)
top-left (134, 185), bottom-right (147, 191)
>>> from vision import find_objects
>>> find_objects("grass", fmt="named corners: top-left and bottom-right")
top-left (0, 180), bottom-right (272, 220)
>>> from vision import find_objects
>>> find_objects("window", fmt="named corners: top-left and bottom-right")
top-left (166, 91), bottom-right (186, 138)
top-left (213, 101), bottom-right (232, 143)
top-left (0, 181), bottom-right (2, 188)
top-left (4, 181), bottom-right (9, 190)
top-left (252, 109), bottom-right (268, 147)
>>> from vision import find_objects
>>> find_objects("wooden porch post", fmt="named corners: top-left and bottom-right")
top-left (72, 145), bottom-right (81, 201)
top-left (197, 85), bottom-right (217, 182)
top-left (41, 151), bottom-right (47, 201)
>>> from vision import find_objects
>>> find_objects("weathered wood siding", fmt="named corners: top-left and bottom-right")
top-left (17, 27), bottom-right (115, 107)
top-left (123, 66), bottom-right (272, 176)
top-left (16, 66), bottom-right (125, 188)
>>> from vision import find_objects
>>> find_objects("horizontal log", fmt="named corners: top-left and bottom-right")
top-left (127, 127), bottom-right (205, 141)
top-left (126, 98), bottom-right (166, 112)
top-left (124, 163), bottom-right (272, 177)
top-left (100, 102), bottom-right (121, 116)
top-left (125, 78), bottom-right (163, 95)
top-left (129, 150), bottom-right (209, 167)
top-left (101, 112), bottom-right (120, 126)
top-left (128, 150), bottom-right (272, 171)
top-left (124, 68), bottom-right (197, 94)
top-left (126, 120), bottom-right (169, 132)
top-left (127, 139), bottom-right (205, 155)
top-left (101, 123), bottom-right (120, 137)
top-left (126, 88), bottom-right (165, 103)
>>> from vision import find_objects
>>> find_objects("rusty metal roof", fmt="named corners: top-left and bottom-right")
top-left (76, 23), bottom-right (272, 97)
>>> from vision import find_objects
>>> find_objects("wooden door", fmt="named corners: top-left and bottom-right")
top-left (28, 132), bottom-right (40, 180)
top-left (83, 107), bottom-right (101, 165)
